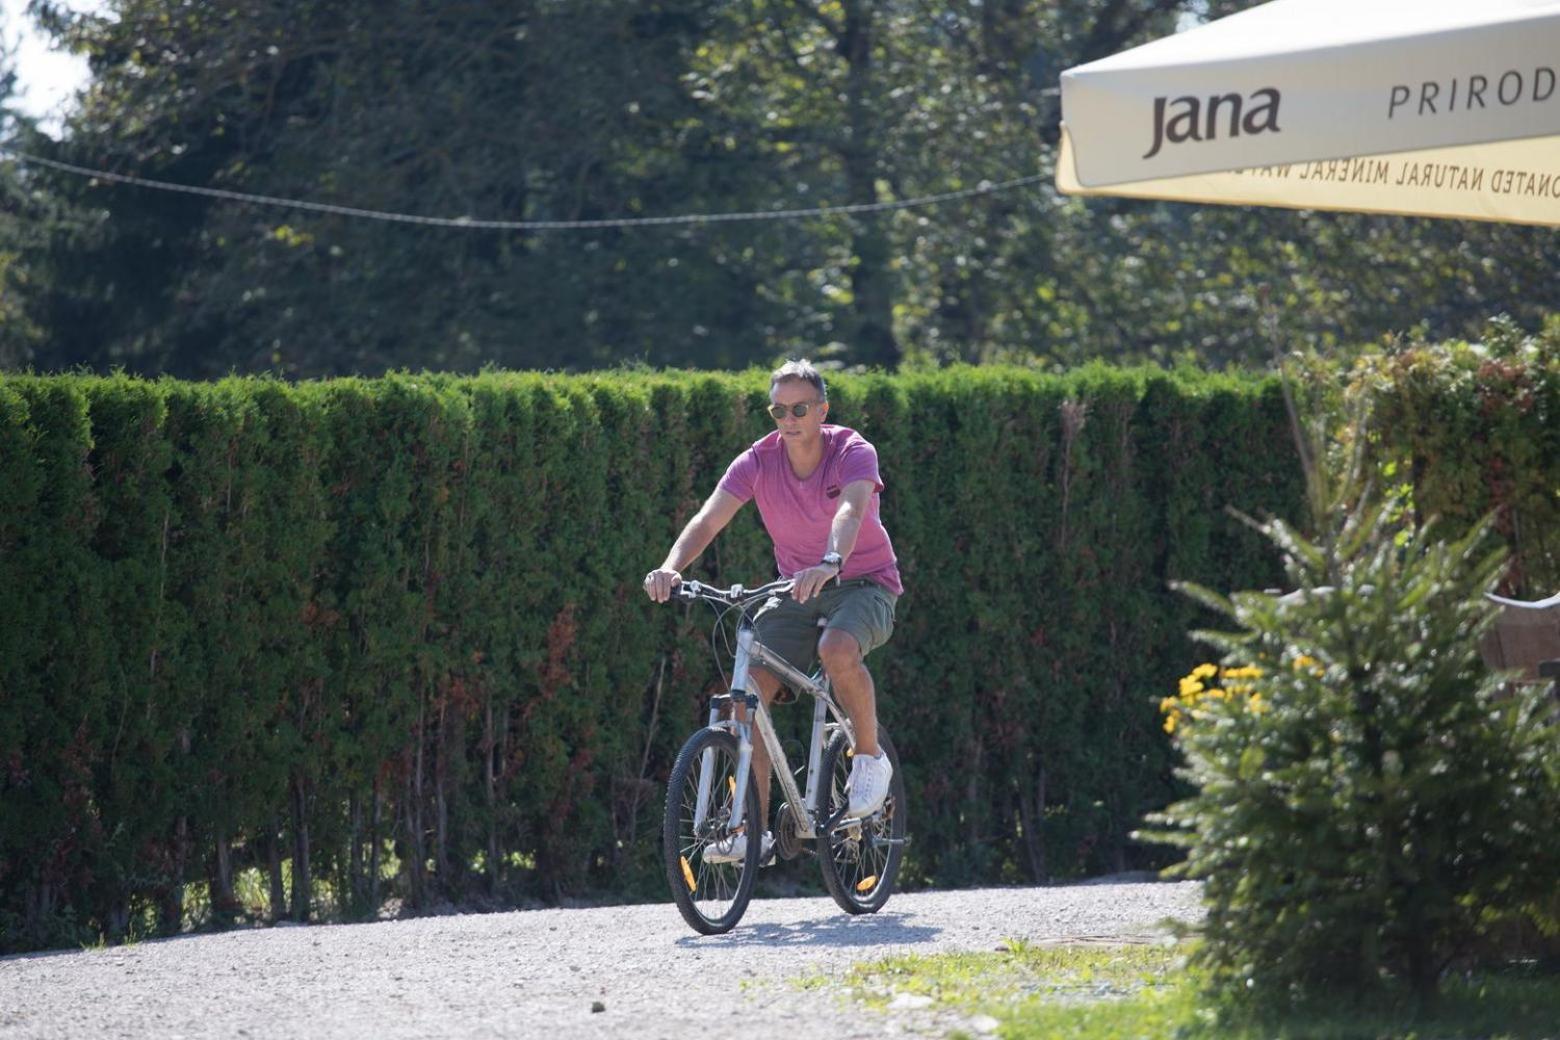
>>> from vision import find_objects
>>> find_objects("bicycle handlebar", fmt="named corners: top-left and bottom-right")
top-left (673, 577), bottom-right (795, 605)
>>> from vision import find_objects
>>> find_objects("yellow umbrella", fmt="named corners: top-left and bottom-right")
top-left (1057, 0), bottom-right (1560, 225)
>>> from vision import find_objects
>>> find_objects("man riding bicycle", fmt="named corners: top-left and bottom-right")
top-left (644, 359), bottom-right (902, 864)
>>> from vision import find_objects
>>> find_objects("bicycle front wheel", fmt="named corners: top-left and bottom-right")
top-left (817, 727), bottom-right (907, 915)
top-left (662, 727), bottom-right (762, 935)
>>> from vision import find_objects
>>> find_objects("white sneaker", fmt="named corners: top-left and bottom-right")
top-left (846, 751), bottom-right (893, 819)
top-left (702, 829), bottom-right (774, 865)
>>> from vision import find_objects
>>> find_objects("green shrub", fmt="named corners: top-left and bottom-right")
top-left (1, 348), bottom-right (1556, 952)
top-left (1151, 405), bottom-right (1560, 1006)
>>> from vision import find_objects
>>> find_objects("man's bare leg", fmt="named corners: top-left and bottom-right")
top-left (818, 629), bottom-right (879, 757)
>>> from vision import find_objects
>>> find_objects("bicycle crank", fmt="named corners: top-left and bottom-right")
top-left (774, 802), bottom-right (806, 860)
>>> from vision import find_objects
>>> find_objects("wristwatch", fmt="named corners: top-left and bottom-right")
top-left (821, 551), bottom-right (843, 570)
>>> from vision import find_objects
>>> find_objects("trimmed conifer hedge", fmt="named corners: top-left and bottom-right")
top-left (1, 348), bottom-right (1554, 950)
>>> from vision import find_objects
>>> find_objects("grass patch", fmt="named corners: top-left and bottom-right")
top-left (832, 942), bottom-right (1560, 1040)
top-left (841, 940), bottom-right (1180, 1009)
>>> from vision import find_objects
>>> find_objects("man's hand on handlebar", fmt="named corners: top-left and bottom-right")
top-left (643, 567), bottom-right (682, 603)
top-left (649, 576), bottom-right (794, 605)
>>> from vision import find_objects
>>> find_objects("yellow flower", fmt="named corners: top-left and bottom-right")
top-left (1191, 663), bottom-right (1219, 679)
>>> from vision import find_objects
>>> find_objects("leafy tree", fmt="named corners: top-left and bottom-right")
top-left (17, 0), bottom-right (795, 376)
top-left (9, 0), bottom-right (1207, 376)
top-left (7, 0), bottom-right (1560, 376)
top-left (1, 21), bottom-right (46, 367)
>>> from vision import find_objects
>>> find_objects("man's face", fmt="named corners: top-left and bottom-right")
top-left (769, 379), bottom-right (827, 442)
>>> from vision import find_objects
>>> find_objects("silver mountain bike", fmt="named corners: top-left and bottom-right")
top-left (660, 578), bottom-right (909, 935)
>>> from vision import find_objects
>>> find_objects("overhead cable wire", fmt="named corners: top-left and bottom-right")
top-left (0, 146), bottom-right (1047, 230)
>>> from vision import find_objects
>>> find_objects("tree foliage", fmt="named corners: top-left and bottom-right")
top-left (6, 0), bottom-right (1557, 377)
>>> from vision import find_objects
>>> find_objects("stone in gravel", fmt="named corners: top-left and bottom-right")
top-left (887, 993), bottom-right (933, 1010)
top-left (590, 1001), bottom-right (606, 1013)
top-left (969, 1014), bottom-right (1001, 1034)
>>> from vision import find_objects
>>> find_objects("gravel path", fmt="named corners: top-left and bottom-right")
top-left (1, 881), bottom-right (1202, 1039)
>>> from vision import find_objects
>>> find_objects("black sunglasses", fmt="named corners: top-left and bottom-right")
top-left (768, 401), bottom-right (824, 420)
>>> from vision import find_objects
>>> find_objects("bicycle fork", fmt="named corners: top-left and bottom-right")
top-left (693, 623), bottom-right (840, 840)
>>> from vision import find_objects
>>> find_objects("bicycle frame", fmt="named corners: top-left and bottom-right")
top-left (693, 607), bottom-right (855, 842)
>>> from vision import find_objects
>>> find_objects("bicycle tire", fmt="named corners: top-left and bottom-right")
top-left (816, 726), bottom-right (907, 915)
top-left (662, 727), bottom-right (762, 934)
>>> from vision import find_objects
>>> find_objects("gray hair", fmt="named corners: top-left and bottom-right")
top-left (770, 358), bottom-right (827, 400)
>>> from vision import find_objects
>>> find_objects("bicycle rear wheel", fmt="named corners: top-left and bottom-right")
top-left (663, 727), bottom-right (762, 934)
top-left (817, 727), bottom-right (907, 914)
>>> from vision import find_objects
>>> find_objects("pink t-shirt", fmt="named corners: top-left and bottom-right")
top-left (717, 425), bottom-right (902, 596)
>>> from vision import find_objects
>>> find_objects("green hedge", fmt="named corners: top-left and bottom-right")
top-left (1, 351), bottom-right (1554, 950)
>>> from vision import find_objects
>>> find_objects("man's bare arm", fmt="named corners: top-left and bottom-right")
top-left (826, 479), bottom-right (875, 561)
top-left (793, 479), bottom-right (875, 603)
top-left (644, 489), bottom-right (745, 602)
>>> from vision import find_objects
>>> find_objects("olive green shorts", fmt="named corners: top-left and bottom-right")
top-left (752, 578), bottom-right (898, 681)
